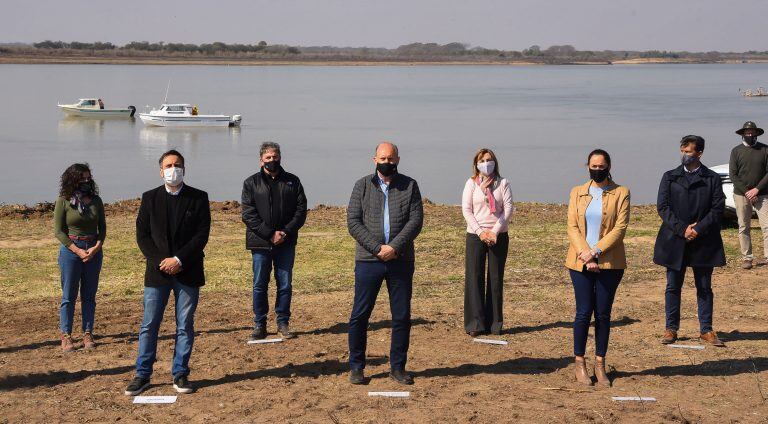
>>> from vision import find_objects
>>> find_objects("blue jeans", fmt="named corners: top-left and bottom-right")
top-left (665, 267), bottom-right (714, 333)
top-left (252, 245), bottom-right (296, 326)
top-left (348, 260), bottom-right (414, 371)
top-left (58, 239), bottom-right (102, 334)
top-left (135, 281), bottom-right (200, 379)
top-left (569, 268), bottom-right (624, 357)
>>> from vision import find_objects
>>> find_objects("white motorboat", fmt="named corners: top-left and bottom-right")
top-left (138, 104), bottom-right (242, 127)
top-left (58, 98), bottom-right (136, 117)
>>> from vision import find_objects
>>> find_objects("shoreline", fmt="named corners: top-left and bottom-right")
top-left (0, 55), bottom-right (584, 66)
top-left (3, 54), bottom-right (767, 66)
top-left (0, 198), bottom-right (657, 219)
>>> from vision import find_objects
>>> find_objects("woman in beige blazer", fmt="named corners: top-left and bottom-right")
top-left (565, 149), bottom-right (630, 387)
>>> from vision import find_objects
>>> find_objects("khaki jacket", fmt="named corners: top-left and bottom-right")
top-left (565, 180), bottom-right (631, 271)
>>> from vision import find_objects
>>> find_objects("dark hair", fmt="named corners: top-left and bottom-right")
top-left (260, 142), bottom-right (281, 157)
top-left (158, 149), bottom-right (185, 167)
top-left (59, 163), bottom-right (98, 199)
top-left (471, 148), bottom-right (501, 179)
top-left (587, 149), bottom-right (612, 181)
top-left (680, 135), bottom-right (705, 152)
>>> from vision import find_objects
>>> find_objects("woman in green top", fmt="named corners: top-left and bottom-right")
top-left (54, 163), bottom-right (106, 352)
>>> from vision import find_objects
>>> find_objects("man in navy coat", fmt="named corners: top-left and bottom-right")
top-left (653, 135), bottom-right (726, 347)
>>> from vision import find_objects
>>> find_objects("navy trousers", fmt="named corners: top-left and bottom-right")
top-left (348, 260), bottom-right (414, 371)
top-left (665, 266), bottom-right (714, 333)
top-left (569, 268), bottom-right (624, 357)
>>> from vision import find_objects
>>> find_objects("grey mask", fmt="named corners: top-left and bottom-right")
top-left (681, 153), bottom-right (697, 166)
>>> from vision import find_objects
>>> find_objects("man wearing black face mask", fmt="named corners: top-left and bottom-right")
top-left (729, 121), bottom-right (768, 269)
top-left (241, 142), bottom-right (307, 340)
top-left (346, 142), bottom-right (423, 386)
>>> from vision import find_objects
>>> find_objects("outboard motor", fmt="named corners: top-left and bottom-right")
top-left (230, 115), bottom-right (242, 127)
top-left (128, 106), bottom-right (137, 117)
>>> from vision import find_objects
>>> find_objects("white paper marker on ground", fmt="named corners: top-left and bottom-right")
top-left (668, 344), bottom-right (705, 350)
top-left (368, 391), bottom-right (410, 398)
top-left (612, 396), bottom-right (656, 402)
top-left (247, 338), bottom-right (284, 345)
top-left (473, 338), bottom-right (508, 345)
top-left (133, 396), bottom-right (177, 404)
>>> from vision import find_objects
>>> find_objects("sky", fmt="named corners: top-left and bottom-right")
top-left (1, 0), bottom-right (765, 52)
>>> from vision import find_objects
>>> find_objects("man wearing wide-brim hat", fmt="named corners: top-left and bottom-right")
top-left (729, 121), bottom-right (768, 269)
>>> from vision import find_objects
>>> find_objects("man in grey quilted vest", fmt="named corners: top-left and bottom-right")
top-left (346, 142), bottom-right (424, 386)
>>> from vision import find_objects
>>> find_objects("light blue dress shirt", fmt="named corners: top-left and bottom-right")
top-left (585, 185), bottom-right (604, 249)
top-left (378, 176), bottom-right (390, 244)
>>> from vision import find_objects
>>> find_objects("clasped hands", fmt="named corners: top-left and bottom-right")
top-left (578, 249), bottom-right (600, 273)
top-left (377, 245), bottom-right (397, 262)
top-left (72, 242), bottom-right (102, 263)
top-left (159, 257), bottom-right (182, 275)
top-left (271, 230), bottom-right (287, 246)
top-left (684, 222), bottom-right (698, 242)
top-left (479, 230), bottom-right (497, 246)
top-left (745, 188), bottom-right (760, 204)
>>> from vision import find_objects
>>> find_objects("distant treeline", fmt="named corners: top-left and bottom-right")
top-left (3, 40), bottom-right (768, 63)
top-left (28, 40), bottom-right (300, 55)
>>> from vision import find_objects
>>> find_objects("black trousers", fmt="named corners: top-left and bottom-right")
top-left (464, 232), bottom-right (509, 334)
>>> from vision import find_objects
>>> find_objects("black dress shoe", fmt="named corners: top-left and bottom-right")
top-left (249, 324), bottom-right (267, 341)
top-left (349, 369), bottom-right (365, 385)
top-left (389, 369), bottom-right (414, 385)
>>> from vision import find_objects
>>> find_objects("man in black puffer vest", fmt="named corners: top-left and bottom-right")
top-left (241, 142), bottom-right (307, 340)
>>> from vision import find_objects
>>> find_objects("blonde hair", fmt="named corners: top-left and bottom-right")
top-left (471, 148), bottom-right (501, 179)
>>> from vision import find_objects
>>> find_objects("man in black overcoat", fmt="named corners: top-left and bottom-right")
top-left (654, 135), bottom-right (726, 347)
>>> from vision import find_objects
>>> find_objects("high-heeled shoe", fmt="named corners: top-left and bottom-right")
top-left (574, 357), bottom-right (593, 386)
top-left (594, 357), bottom-right (611, 387)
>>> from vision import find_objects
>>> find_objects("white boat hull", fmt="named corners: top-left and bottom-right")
top-left (139, 113), bottom-right (239, 127)
top-left (59, 106), bottom-right (135, 118)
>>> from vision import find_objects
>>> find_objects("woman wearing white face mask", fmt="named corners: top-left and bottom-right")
top-left (461, 148), bottom-right (514, 336)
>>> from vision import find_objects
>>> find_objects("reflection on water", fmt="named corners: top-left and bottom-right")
top-left (57, 116), bottom-right (136, 139)
top-left (139, 126), bottom-right (242, 158)
top-left (57, 116), bottom-right (106, 137)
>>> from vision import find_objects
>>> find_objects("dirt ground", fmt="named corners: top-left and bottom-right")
top-left (1, 268), bottom-right (768, 423)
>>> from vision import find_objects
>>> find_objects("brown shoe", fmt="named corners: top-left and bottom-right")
top-left (83, 332), bottom-right (96, 350)
top-left (574, 357), bottom-right (593, 386)
top-left (277, 324), bottom-right (295, 340)
top-left (61, 333), bottom-right (75, 353)
top-left (700, 331), bottom-right (725, 347)
top-left (468, 331), bottom-right (480, 338)
top-left (742, 260), bottom-right (753, 269)
top-left (661, 329), bottom-right (678, 345)
top-left (757, 258), bottom-right (768, 267)
top-left (594, 358), bottom-right (611, 387)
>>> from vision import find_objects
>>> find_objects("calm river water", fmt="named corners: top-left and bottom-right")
top-left (1, 63), bottom-right (767, 205)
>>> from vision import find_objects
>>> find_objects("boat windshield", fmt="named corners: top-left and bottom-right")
top-left (165, 105), bottom-right (188, 113)
top-left (78, 100), bottom-right (97, 107)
